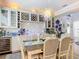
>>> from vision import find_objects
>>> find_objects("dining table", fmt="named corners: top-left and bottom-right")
top-left (23, 40), bottom-right (44, 59)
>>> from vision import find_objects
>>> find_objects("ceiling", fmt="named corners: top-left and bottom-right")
top-left (8, 0), bottom-right (79, 11)
top-left (0, 0), bottom-right (79, 16)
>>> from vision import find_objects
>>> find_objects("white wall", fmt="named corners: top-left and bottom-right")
top-left (71, 12), bottom-right (79, 42)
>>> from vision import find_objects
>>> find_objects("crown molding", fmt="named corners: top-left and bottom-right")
top-left (55, 1), bottom-right (79, 16)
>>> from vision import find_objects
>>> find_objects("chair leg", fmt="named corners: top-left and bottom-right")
top-left (71, 45), bottom-right (73, 59)
top-left (39, 54), bottom-right (43, 59)
top-left (66, 54), bottom-right (68, 59)
top-left (58, 55), bottom-right (60, 59)
top-left (28, 52), bottom-right (32, 59)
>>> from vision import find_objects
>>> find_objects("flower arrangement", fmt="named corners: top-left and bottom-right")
top-left (55, 19), bottom-right (62, 38)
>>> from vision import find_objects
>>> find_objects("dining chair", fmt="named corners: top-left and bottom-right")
top-left (58, 37), bottom-right (73, 59)
top-left (40, 39), bottom-right (59, 59)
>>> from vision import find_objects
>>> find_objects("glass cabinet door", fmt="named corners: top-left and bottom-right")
top-left (39, 15), bottom-right (44, 22)
top-left (10, 11), bottom-right (17, 28)
top-left (31, 14), bottom-right (37, 21)
top-left (48, 20), bottom-right (51, 28)
top-left (21, 12), bottom-right (29, 21)
top-left (0, 9), bottom-right (9, 27)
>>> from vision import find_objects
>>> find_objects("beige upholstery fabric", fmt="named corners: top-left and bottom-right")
top-left (60, 37), bottom-right (72, 52)
top-left (58, 37), bottom-right (72, 59)
top-left (43, 39), bottom-right (59, 59)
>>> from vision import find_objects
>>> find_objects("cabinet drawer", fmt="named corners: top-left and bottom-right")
top-left (0, 39), bottom-right (11, 54)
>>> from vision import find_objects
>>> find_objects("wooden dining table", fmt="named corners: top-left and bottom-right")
top-left (24, 41), bottom-right (44, 59)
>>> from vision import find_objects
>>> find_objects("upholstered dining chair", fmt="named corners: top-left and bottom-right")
top-left (40, 39), bottom-right (59, 59)
top-left (58, 37), bottom-right (73, 59)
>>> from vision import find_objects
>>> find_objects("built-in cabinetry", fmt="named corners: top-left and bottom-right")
top-left (20, 11), bottom-right (29, 21)
top-left (19, 11), bottom-right (44, 22)
top-left (0, 37), bottom-right (11, 54)
top-left (45, 17), bottom-right (55, 34)
top-left (0, 8), bottom-right (17, 28)
top-left (0, 8), bottom-right (54, 30)
top-left (46, 19), bottom-right (52, 28)
top-left (11, 36), bottom-right (20, 52)
top-left (10, 10), bottom-right (17, 28)
top-left (17, 11), bottom-right (45, 28)
top-left (0, 8), bottom-right (9, 27)
top-left (45, 17), bottom-right (54, 29)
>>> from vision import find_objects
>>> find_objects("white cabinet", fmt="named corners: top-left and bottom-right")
top-left (0, 8), bottom-right (18, 28)
top-left (20, 11), bottom-right (29, 21)
top-left (45, 18), bottom-right (52, 29)
top-left (11, 37), bottom-right (20, 52)
top-left (0, 8), bottom-right (9, 27)
top-left (10, 10), bottom-right (17, 28)
top-left (46, 17), bottom-right (54, 29)
top-left (19, 11), bottom-right (44, 22)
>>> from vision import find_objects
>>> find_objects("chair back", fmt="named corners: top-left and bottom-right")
top-left (60, 37), bottom-right (72, 52)
top-left (43, 39), bottom-right (59, 59)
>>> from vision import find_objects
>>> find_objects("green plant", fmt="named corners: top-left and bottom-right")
top-left (46, 28), bottom-right (55, 34)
